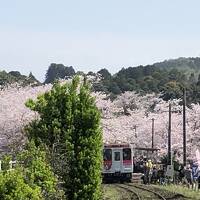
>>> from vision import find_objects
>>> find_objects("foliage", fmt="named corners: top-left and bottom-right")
top-left (64, 77), bottom-right (103, 200)
top-left (4, 57), bottom-right (200, 103)
top-left (0, 141), bottom-right (65, 200)
top-left (93, 58), bottom-right (200, 104)
top-left (1, 155), bottom-right (12, 171)
top-left (17, 141), bottom-right (65, 199)
top-left (0, 168), bottom-right (43, 200)
top-left (97, 68), bottom-right (112, 80)
top-left (155, 185), bottom-right (200, 200)
top-left (26, 76), bottom-right (103, 200)
top-left (103, 184), bottom-right (127, 200)
top-left (44, 63), bottom-right (75, 83)
top-left (0, 70), bottom-right (40, 87)
top-left (160, 81), bottom-right (183, 101)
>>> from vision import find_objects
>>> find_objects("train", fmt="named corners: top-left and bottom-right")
top-left (102, 143), bottom-right (133, 182)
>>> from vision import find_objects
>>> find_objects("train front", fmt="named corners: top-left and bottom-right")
top-left (103, 143), bottom-right (133, 182)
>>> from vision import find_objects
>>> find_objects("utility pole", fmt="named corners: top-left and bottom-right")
top-left (151, 118), bottom-right (155, 149)
top-left (183, 88), bottom-right (187, 166)
top-left (134, 125), bottom-right (137, 138)
top-left (168, 103), bottom-right (172, 165)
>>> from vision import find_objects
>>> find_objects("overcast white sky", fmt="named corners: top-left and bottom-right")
top-left (0, 0), bottom-right (200, 81)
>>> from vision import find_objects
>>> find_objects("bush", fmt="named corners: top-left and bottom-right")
top-left (0, 169), bottom-right (43, 200)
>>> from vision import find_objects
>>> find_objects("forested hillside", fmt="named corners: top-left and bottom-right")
top-left (2, 57), bottom-right (200, 104)
top-left (154, 57), bottom-right (200, 74)
top-left (93, 57), bottom-right (200, 104)
top-left (0, 70), bottom-right (40, 87)
top-left (44, 63), bottom-right (75, 83)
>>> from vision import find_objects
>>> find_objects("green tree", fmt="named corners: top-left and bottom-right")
top-left (45, 63), bottom-right (75, 83)
top-left (8, 71), bottom-right (22, 78)
top-left (18, 141), bottom-right (65, 200)
top-left (1, 155), bottom-right (12, 171)
top-left (0, 144), bottom-right (63, 200)
top-left (189, 73), bottom-right (196, 84)
top-left (107, 81), bottom-right (121, 94)
top-left (161, 81), bottom-right (183, 101)
top-left (26, 76), bottom-right (103, 200)
top-left (197, 74), bottom-right (200, 86)
top-left (97, 68), bottom-right (111, 80)
top-left (0, 169), bottom-right (43, 200)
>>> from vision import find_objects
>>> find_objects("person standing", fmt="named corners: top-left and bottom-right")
top-left (198, 167), bottom-right (200, 190)
top-left (146, 159), bottom-right (153, 184)
top-left (184, 164), bottom-right (193, 189)
top-left (192, 162), bottom-right (199, 190)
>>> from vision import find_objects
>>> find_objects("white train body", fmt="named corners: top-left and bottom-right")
top-left (103, 143), bottom-right (133, 181)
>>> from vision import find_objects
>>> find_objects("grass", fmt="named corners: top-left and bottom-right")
top-left (102, 184), bottom-right (120, 200)
top-left (102, 184), bottom-right (132, 200)
top-left (155, 184), bottom-right (200, 200)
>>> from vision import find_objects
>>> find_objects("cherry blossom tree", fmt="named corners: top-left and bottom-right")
top-left (0, 84), bottom-right (52, 154)
top-left (0, 82), bottom-right (200, 161)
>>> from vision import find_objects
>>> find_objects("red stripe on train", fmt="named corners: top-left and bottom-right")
top-left (123, 160), bottom-right (132, 165)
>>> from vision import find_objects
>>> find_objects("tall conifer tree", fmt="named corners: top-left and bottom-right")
top-left (65, 77), bottom-right (102, 200)
top-left (26, 76), bottom-right (102, 200)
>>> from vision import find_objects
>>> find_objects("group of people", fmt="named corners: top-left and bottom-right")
top-left (176, 162), bottom-right (200, 189)
top-left (133, 157), bottom-right (163, 184)
top-left (142, 159), bottom-right (165, 185)
top-left (133, 156), bottom-right (200, 189)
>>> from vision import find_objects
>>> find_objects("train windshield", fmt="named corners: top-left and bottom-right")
top-left (104, 149), bottom-right (112, 161)
top-left (114, 152), bottom-right (120, 161)
top-left (123, 148), bottom-right (131, 160)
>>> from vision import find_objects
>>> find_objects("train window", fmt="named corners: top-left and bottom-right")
top-left (114, 152), bottom-right (120, 161)
top-left (123, 148), bottom-right (131, 160)
top-left (103, 149), bottom-right (112, 161)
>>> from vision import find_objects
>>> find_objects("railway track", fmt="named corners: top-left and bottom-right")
top-left (116, 183), bottom-right (167, 200)
top-left (127, 183), bottom-right (167, 200)
top-left (105, 183), bottom-right (187, 199)
top-left (115, 184), bottom-right (141, 200)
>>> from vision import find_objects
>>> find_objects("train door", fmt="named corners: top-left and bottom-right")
top-left (112, 148), bottom-right (122, 172)
top-left (103, 148), bottom-right (112, 172)
top-left (122, 148), bottom-right (133, 172)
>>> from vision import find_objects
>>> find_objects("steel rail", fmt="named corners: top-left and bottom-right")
top-left (115, 184), bottom-right (141, 200)
top-left (127, 183), bottom-right (166, 200)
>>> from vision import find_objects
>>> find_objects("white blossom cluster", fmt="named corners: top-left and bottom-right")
top-left (0, 83), bottom-right (52, 153)
top-left (95, 91), bottom-right (200, 161)
top-left (0, 83), bottom-right (200, 161)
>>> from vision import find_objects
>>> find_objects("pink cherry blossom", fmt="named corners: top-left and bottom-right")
top-left (0, 82), bottom-right (200, 162)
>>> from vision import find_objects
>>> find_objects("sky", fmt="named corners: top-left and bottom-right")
top-left (0, 0), bottom-right (200, 81)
